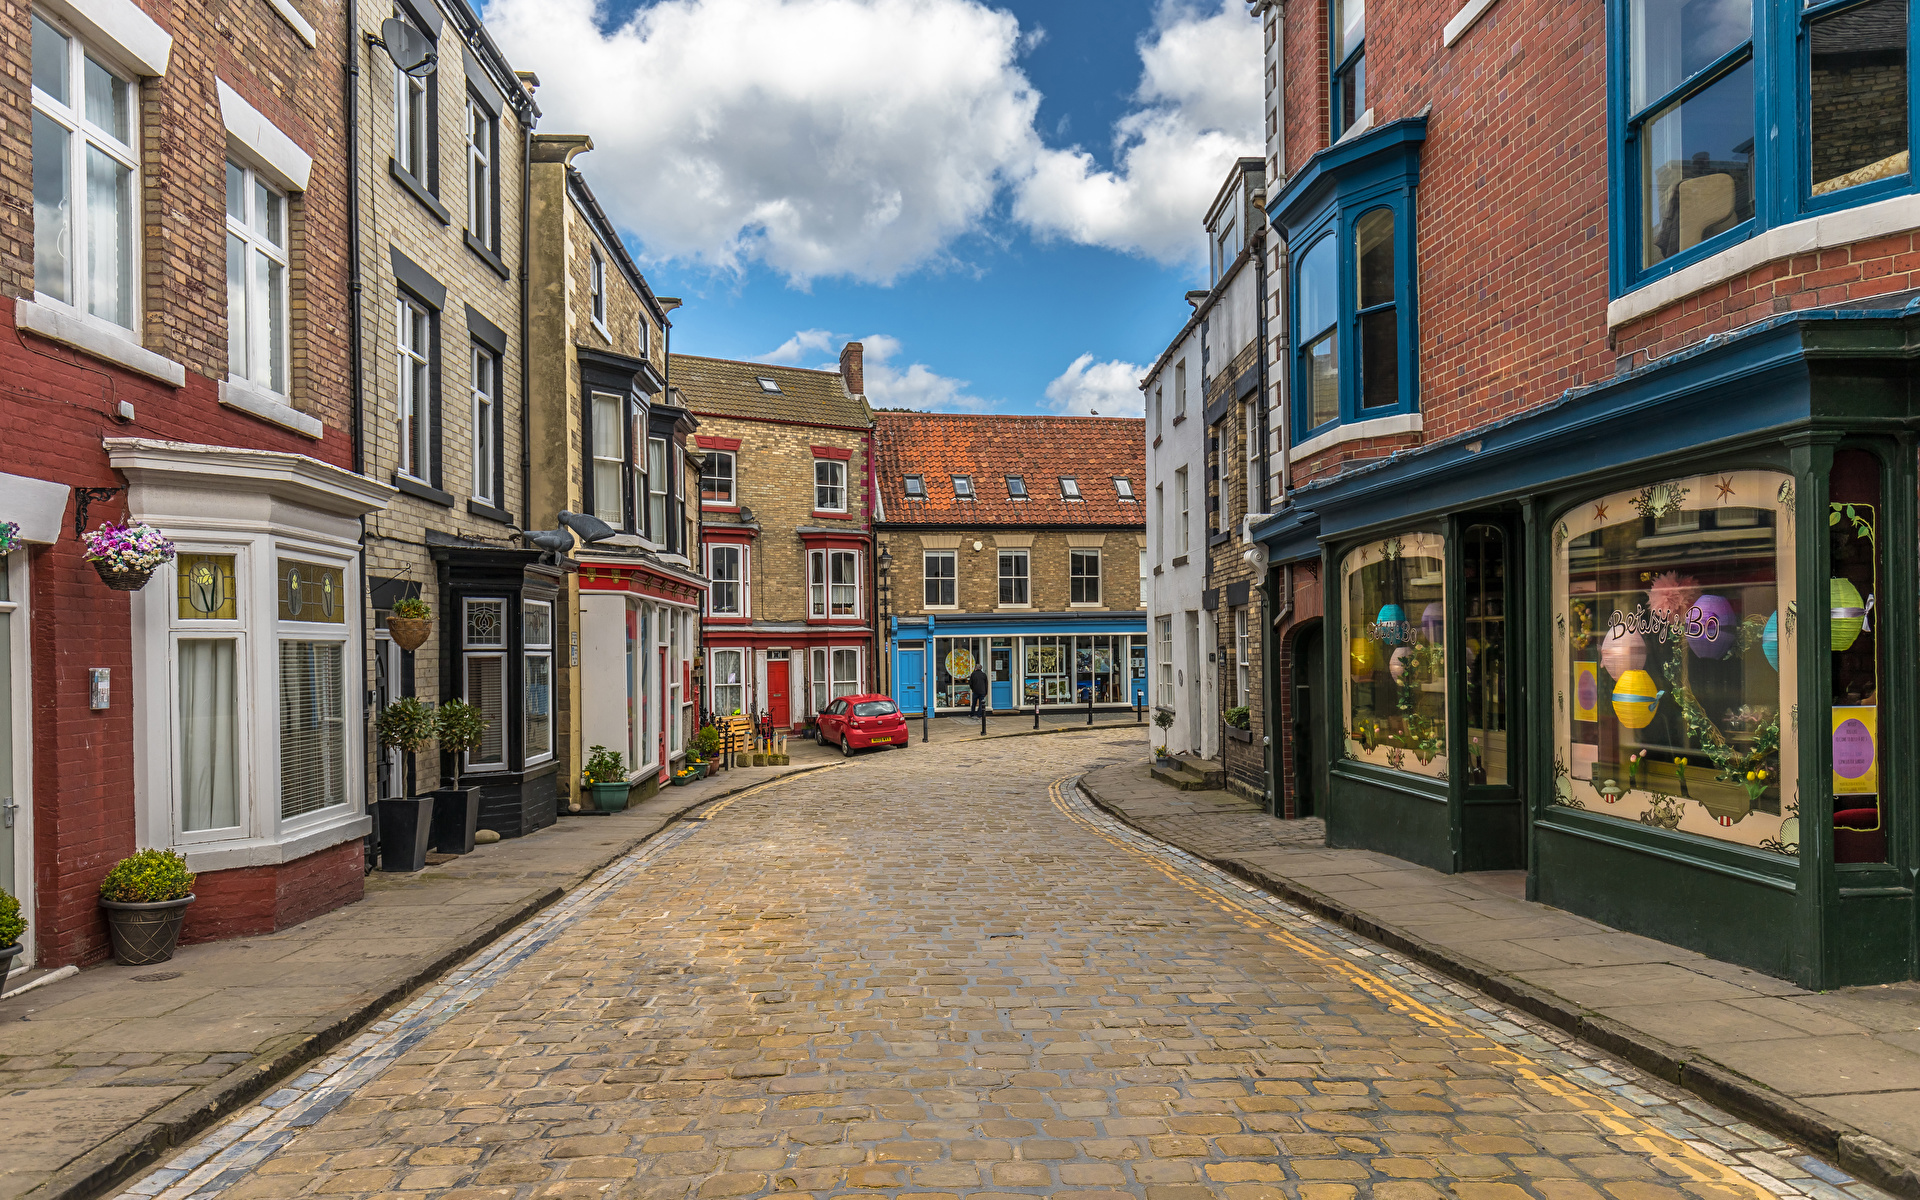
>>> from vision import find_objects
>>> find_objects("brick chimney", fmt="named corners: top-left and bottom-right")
top-left (839, 341), bottom-right (864, 396)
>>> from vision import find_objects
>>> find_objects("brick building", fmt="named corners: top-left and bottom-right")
top-left (874, 414), bottom-right (1147, 717)
top-left (526, 135), bottom-right (700, 807)
top-left (0, 0), bottom-right (388, 968)
top-left (675, 348), bottom-right (875, 728)
top-left (1248, 0), bottom-right (1920, 987)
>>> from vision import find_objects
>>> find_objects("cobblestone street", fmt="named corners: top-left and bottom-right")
top-left (116, 733), bottom-right (1878, 1200)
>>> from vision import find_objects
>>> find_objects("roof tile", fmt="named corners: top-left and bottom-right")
top-left (875, 413), bottom-right (1146, 527)
top-left (670, 354), bottom-right (872, 427)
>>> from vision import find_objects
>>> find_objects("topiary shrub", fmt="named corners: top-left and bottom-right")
top-left (375, 697), bottom-right (437, 755)
top-left (100, 849), bottom-right (195, 904)
top-left (0, 889), bottom-right (25, 947)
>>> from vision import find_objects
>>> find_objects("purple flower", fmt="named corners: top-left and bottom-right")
top-left (83, 522), bottom-right (176, 572)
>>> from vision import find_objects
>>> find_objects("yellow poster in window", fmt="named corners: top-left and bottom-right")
top-left (1832, 706), bottom-right (1878, 795)
top-left (1572, 661), bottom-right (1598, 723)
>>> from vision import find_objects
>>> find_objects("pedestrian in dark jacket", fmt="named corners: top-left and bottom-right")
top-left (968, 665), bottom-right (989, 717)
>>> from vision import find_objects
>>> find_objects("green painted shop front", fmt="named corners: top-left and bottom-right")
top-left (1256, 307), bottom-right (1920, 989)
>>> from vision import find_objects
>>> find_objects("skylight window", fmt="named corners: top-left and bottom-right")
top-left (953, 476), bottom-right (974, 499)
top-left (1114, 477), bottom-right (1135, 500)
top-left (756, 376), bottom-right (782, 393)
top-left (1060, 477), bottom-right (1082, 500)
top-left (903, 475), bottom-right (926, 498)
top-left (1006, 475), bottom-right (1028, 498)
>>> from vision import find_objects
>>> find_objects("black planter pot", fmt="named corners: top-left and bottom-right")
top-left (376, 796), bottom-right (435, 872)
top-left (430, 786), bottom-right (480, 855)
top-left (100, 895), bottom-right (195, 966)
top-left (0, 942), bottom-right (22, 981)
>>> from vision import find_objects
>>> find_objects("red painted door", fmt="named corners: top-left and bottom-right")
top-left (768, 659), bottom-right (790, 729)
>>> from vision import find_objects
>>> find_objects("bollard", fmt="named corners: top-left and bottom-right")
top-left (1033, 699), bottom-right (1040, 730)
top-left (980, 699), bottom-right (987, 737)
top-left (1135, 696), bottom-right (1142, 724)
top-left (1086, 687), bottom-right (1094, 725)
top-left (922, 706), bottom-right (929, 743)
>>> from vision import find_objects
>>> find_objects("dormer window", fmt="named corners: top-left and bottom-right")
top-left (903, 474), bottom-right (926, 499)
top-left (953, 476), bottom-right (974, 499)
top-left (1060, 477), bottom-right (1082, 500)
top-left (1006, 475), bottom-right (1028, 499)
top-left (1114, 477), bottom-right (1135, 500)
top-left (756, 376), bottom-right (782, 393)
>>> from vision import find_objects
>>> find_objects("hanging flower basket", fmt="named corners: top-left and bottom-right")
top-left (388, 597), bottom-right (432, 651)
top-left (0, 522), bottom-right (19, 555)
top-left (82, 522), bottom-right (174, 593)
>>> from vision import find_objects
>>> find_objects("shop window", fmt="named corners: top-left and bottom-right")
top-left (1026, 636), bottom-right (1069, 706)
top-left (1610, 0), bottom-right (1915, 294)
top-left (1831, 449), bottom-right (1884, 862)
top-left (999, 550), bottom-right (1028, 605)
top-left (713, 648), bottom-right (745, 716)
top-left (226, 161), bottom-right (289, 395)
top-left (938, 637), bottom-right (987, 708)
top-left (1463, 525), bottom-right (1508, 786)
top-left (523, 600), bottom-right (553, 763)
top-left (32, 10), bottom-right (138, 329)
top-left (667, 609), bottom-right (684, 756)
top-left (1342, 531), bottom-right (1446, 779)
top-left (924, 550), bottom-right (956, 608)
top-left (701, 450), bottom-right (735, 504)
top-left (1551, 470), bottom-right (1797, 853)
top-left (1070, 549), bottom-right (1102, 604)
top-left (463, 598), bottom-right (506, 772)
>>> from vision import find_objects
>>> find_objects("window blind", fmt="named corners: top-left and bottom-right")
top-left (279, 640), bottom-right (346, 819)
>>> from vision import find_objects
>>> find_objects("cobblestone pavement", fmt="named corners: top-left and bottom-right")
top-left (115, 734), bottom-right (1880, 1200)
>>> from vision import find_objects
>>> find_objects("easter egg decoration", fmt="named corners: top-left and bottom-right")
top-left (1610, 668), bottom-right (1664, 730)
top-left (1599, 628), bottom-right (1647, 679)
top-left (1420, 602), bottom-right (1445, 645)
top-left (1388, 645), bottom-right (1414, 683)
top-left (1686, 594), bottom-right (1738, 660)
top-left (1376, 603), bottom-right (1410, 647)
top-left (1830, 577), bottom-right (1868, 652)
top-left (1761, 611), bottom-right (1779, 671)
top-left (1350, 638), bottom-right (1378, 676)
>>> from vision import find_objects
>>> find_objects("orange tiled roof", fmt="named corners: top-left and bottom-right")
top-left (875, 413), bottom-right (1146, 527)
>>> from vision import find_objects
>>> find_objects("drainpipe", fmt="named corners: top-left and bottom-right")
top-left (518, 116), bottom-right (533, 532)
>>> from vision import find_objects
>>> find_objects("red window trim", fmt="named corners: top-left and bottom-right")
top-left (809, 509), bottom-right (853, 522)
top-left (704, 525), bottom-right (759, 544)
top-left (696, 435), bottom-right (741, 451)
top-left (810, 444), bottom-right (854, 461)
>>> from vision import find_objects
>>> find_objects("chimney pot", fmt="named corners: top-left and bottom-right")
top-left (839, 342), bottom-right (865, 396)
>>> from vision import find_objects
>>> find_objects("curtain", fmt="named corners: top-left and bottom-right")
top-left (179, 638), bottom-right (239, 831)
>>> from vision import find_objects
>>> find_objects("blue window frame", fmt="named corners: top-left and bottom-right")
top-left (1609, 0), bottom-right (1917, 296)
top-left (1331, 0), bottom-right (1366, 139)
top-left (1274, 118), bottom-right (1425, 443)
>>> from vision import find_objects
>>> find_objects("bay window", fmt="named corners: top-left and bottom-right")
top-left (277, 560), bottom-right (349, 822)
top-left (31, 9), bottom-right (138, 329)
top-left (712, 648), bottom-right (745, 716)
top-left (811, 647), bottom-right (860, 711)
top-left (523, 600), bottom-right (553, 763)
top-left (174, 552), bottom-right (243, 837)
top-left (463, 598), bottom-right (507, 772)
top-left (1342, 530), bottom-right (1447, 780)
top-left (648, 437), bottom-right (668, 540)
top-left (808, 549), bottom-right (859, 617)
top-left (226, 162), bottom-right (289, 395)
top-left (591, 392), bottom-right (624, 525)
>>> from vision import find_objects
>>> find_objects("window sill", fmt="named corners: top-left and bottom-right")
top-left (265, 0), bottom-right (317, 44)
top-left (1442, 0), bottom-right (1499, 45)
top-left (467, 498), bottom-right (515, 525)
top-left (1608, 192), bottom-right (1920, 328)
top-left (1068, 602), bottom-right (1108, 610)
top-left (179, 810), bottom-right (371, 873)
top-left (1153, 565), bottom-right (1164, 576)
top-left (1208, 530), bottom-right (1233, 548)
top-left (465, 231), bottom-right (510, 280)
top-left (1288, 411), bottom-right (1423, 463)
top-left (219, 377), bottom-right (323, 439)
top-left (1152, 435), bottom-right (1163, 448)
top-left (922, 604), bottom-right (961, 612)
top-left (810, 510), bottom-right (853, 521)
top-left (1335, 108), bottom-right (1376, 144)
top-left (703, 503), bottom-right (741, 514)
top-left (393, 474), bottom-right (454, 506)
top-left (1172, 413), bottom-right (1188, 425)
top-left (996, 604), bottom-right (1032, 611)
top-left (390, 159), bottom-right (451, 225)
top-left (590, 317), bottom-right (610, 344)
top-left (16, 298), bottom-right (185, 387)
top-left (1171, 555), bottom-right (1189, 567)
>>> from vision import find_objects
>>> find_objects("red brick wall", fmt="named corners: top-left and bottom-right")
top-left (183, 839), bottom-right (364, 945)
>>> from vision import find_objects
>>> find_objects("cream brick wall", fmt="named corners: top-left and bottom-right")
top-left (877, 528), bottom-right (1145, 617)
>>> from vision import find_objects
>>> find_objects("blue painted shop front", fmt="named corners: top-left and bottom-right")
top-left (886, 612), bottom-right (1149, 715)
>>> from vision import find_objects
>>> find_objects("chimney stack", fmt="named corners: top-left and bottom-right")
top-left (839, 342), bottom-right (864, 396)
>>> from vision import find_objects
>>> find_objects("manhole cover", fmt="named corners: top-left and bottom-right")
top-left (132, 972), bottom-right (182, 982)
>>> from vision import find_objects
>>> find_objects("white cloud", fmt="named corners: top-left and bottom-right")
top-left (485, 0), bottom-right (1042, 285)
top-left (854, 335), bottom-right (993, 412)
top-left (1043, 353), bottom-right (1146, 417)
top-left (756, 328), bottom-right (835, 364)
top-left (1013, 0), bottom-right (1263, 264)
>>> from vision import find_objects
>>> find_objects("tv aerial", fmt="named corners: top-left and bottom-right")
top-left (372, 17), bottom-right (437, 77)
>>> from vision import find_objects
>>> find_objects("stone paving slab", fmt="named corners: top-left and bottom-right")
top-left (1080, 758), bottom-right (1920, 1197)
top-left (0, 754), bottom-right (840, 1200)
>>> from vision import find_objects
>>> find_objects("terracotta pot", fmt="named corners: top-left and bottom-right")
top-left (93, 563), bottom-right (155, 591)
top-left (387, 617), bottom-right (432, 651)
top-left (100, 895), bottom-right (195, 966)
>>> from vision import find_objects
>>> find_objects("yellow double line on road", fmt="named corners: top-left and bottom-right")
top-left (1046, 775), bottom-right (1772, 1199)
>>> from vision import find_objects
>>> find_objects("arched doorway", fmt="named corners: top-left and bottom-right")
top-left (1291, 619), bottom-right (1326, 818)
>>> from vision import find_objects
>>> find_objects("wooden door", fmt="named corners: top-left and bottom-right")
top-left (768, 658), bottom-right (790, 729)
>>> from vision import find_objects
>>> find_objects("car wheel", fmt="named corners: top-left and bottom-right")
top-left (814, 727), bottom-right (825, 746)
top-left (841, 734), bottom-right (855, 757)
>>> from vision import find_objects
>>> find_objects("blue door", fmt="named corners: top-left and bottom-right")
top-left (990, 646), bottom-right (1013, 710)
top-left (896, 647), bottom-right (925, 714)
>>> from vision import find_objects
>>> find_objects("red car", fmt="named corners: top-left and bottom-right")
top-left (814, 694), bottom-right (909, 755)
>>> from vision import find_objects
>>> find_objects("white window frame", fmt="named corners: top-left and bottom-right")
top-left (637, 313), bottom-right (651, 362)
top-left (1157, 615), bottom-right (1175, 709)
top-left (1174, 360), bottom-right (1188, 418)
top-left (666, 606), bottom-right (683, 757)
top-left (1139, 549), bottom-right (1148, 608)
top-left (923, 549), bottom-right (957, 609)
top-left (647, 437), bottom-right (668, 542)
top-left (465, 94), bottom-right (493, 249)
top-left (225, 160), bottom-right (289, 395)
top-left (711, 647), bottom-right (746, 717)
top-left (396, 293), bottom-right (431, 483)
top-left (707, 543), bottom-right (747, 617)
top-left (462, 596), bottom-right (509, 773)
top-left (952, 475), bottom-right (974, 501)
top-left (1175, 467), bottom-right (1190, 556)
top-left (1060, 477), bottom-right (1082, 501)
top-left (1155, 485), bottom-right (1165, 563)
top-left (1235, 608), bottom-right (1250, 708)
top-left (701, 450), bottom-right (736, 506)
top-left (589, 245), bottom-right (607, 332)
top-left (828, 549), bottom-right (860, 617)
top-left (998, 550), bottom-right (1028, 607)
top-left (166, 541), bottom-right (252, 848)
top-left (814, 458), bottom-right (847, 512)
top-left (470, 342), bottom-right (498, 505)
top-left (275, 560), bottom-right (352, 828)
top-left (831, 647), bottom-right (861, 702)
top-left (591, 390), bottom-right (624, 527)
top-left (394, 41), bottom-right (428, 182)
top-left (523, 599), bottom-right (554, 765)
top-left (1070, 549), bottom-right (1102, 606)
top-left (31, 8), bottom-right (140, 332)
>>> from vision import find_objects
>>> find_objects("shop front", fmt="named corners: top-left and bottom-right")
top-left (1258, 309), bottom-right (1920, 988)
top-left (577, 555), bottom-right (704, 802)
top-left (890, 614), bottom-right (1149, 714)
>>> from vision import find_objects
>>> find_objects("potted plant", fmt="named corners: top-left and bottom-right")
top-left (584, 745), bottom-right (629, 811)
top-left (387, 596), bottom-right (432, 652)
top-left (431, 699), bottom-right (488, 854)
top-left (373, 697), bottom-right (437, 871)
top-left (1153, 709), bottom-right (1176, 760)
top-left (693, 724), bottom-right (722, 775)
top-left (0, 887), bottom-right (25, 978)
top-left (82, 521), bottom-right (175, 591)
top-left (99, 849), bottom-right (195, 966)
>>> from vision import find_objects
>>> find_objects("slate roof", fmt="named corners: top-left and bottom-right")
top-left (669, 354), bottom-right (872, 428)
top-left (874, 413), bottom-right (1146, 528)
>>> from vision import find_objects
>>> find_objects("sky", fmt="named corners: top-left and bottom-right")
top-left (479, 0), bottom-right (1264, 416)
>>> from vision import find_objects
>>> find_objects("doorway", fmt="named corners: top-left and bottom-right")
top-left (990, 642), bottom-right (1013, 710)
top-left (1293, 620), bottom-right (1326, 818)
top-left (895, 643), bottom-right (924, 714)
top-left (1186, 612), bottom-right (1202, 754)
top-left (0, 550), bottom-right (27, 969)
top-left (767, 654), bottom-right (791, 729)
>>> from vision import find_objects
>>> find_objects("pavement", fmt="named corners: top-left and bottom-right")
top-left (1079, 760), bottom-right (1920, 1198)
top-left (69, 731), bottom-right (1894, 1200)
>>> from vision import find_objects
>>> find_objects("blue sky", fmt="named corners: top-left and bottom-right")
top-left (483, 0), bottom-right (1263, 414)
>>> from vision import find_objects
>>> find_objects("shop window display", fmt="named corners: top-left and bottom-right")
top-left (1342, 531), bottom-right (1447, 779)
top-left (1831, 449), bottom-right (1883, 863)
top-left (1551, 469), bottom-right (1798, 854)
top-left (1463, 525), bottom-right (1508, 785)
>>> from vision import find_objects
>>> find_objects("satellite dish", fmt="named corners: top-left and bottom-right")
top-left (377, 18), bottom-right (437, 77)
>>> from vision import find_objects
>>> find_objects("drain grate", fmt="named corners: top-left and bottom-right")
top-left (132, 971), bottom-right (183, 983)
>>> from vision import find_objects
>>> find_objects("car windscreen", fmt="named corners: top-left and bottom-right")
top-left (852, 701), bottom-right (898, 717)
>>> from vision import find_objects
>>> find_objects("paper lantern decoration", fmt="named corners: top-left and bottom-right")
top-left (1830, 578), bottom-right (1867, 652)
top-left (1686, 594), bottom-right (1738, 660)
top-left (1376, 603), bottom-right (1410, 646)
top-left (1610, 668), bottom-right (1663, 730)
top-left (1762, 611), bottom-right (1779, 670)
top-left (1599, 629), bottom-right (1646, 679)
top-left (1388, 645), bottom-right (1413, 683)
top-left (1420, 602), bottom-right (1445, 644)
top-left (1350, 638), bottom-right (1378, 676)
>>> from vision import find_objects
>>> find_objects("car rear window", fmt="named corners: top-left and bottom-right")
top-left (853, 701), bottom-right (898, 717)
